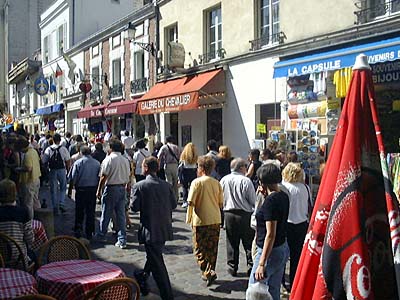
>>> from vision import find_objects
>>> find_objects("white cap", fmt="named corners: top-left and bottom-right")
top-left (353, 53), bottom-right (371, 70)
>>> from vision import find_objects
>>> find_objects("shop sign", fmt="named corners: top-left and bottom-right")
top-left (104, 107), bottom-right (118, 115)
top-left (256, 123), bottom-right (266, 133)
top-left (372, 61), bottom-right (400, 84)
top-left (34, 76), bottom-right (49, 96)
top-left (168, 42), bottom-right (185, 68)
top-left (288, 60), bottom-right (341, 77)
top-left (90, 109), bottom-right (103, 118)
top-left (138, 92), bottom-right (199, 115)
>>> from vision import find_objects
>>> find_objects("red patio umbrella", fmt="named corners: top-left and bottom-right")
top-left (290, 54), bottom-right (400, 300)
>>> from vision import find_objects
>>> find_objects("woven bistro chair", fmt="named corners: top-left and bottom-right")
top-left (37, 235), bottom-right (91, 266)
top-left (14, 295), bottom-right (57, 300)
top-left (0, 231), bottom-right (28, 271)
top-left (84, 277), bottom-right (140, 300)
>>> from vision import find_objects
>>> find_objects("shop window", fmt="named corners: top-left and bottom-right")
top-left (207, 108), bottom-right (222, 148)
top-left (205, 5), bottom-right (222, 61)
top-left (256, 103), bottom-right (281, 139)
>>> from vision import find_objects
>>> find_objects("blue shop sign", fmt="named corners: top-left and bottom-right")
top-left (273, 36), bottom-right (400, 78)
top-left (34, 76), bottom-right (49, 96)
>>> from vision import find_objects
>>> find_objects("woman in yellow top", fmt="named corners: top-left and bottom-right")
top-left (186, 155), bottom-right (223, 287)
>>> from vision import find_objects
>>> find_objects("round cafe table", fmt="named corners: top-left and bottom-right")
top-left (36, 259), bottom-right (125, 300)
top-left (0, 268), bottom-right (38, 299)
top-left (31, 219), bottom-right (48, 252)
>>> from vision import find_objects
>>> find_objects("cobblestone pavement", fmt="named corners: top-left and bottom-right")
top-left (40, 186), bottom-right (290, 300)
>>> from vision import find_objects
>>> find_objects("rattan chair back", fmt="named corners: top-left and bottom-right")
top-left (38, 235), bottom-right (91, 266)
top-left (84, 277), bottom-right (140, 300)
top-left (14, 294), bottom-right (57, 300)
top-left (0, 231), bottom-right (28, 271)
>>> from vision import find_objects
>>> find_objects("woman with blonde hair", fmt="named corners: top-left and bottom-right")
top-left (178, 142), bottom-right (198, 208)
top-left (215, 145), bottom-right (232, 179)
top-left (281, 162), bottom-right (311, 291)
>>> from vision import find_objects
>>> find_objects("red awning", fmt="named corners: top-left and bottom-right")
top-left (104, 100), bottom-right (137, 116)
top-left (77, 105), bottom-right (105, 119)
top-left (136, 69), bottom-right (225, 115)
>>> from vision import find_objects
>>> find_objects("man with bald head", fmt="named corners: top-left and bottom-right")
top-left (220, 158), bottom-right (256, 277)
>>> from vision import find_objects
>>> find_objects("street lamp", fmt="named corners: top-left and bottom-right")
top-left (126, 22), bottom-right (155, 56)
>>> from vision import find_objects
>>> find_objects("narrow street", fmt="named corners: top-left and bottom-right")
top-left (42, 186), bottom-right (289, 300)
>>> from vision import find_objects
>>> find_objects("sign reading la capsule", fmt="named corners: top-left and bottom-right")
top-left (34, 76), bottom-right (49, 96)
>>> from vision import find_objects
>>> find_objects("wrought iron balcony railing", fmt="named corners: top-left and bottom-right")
top-left (354, 0), bottom-right (400, 24)
top-left (109, 84), bottom-right (124, 99)
top-left (198, 48), bottom-right (226, 65)
top-left (249, 31), bottom-right (287, 52)
top-left (90, 89), bottom-right (101, 100)
top-left (130, 77), bottom-right (148, 94)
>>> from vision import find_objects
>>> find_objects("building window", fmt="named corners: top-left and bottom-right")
top-left (57, 24), bottom-right (65, 56)
top-left (165, 23), bottom-right (178, 67)
top-left (134, 51), bottom-right (145, 80)
top-left (92, 66), bottom-right (100, 91)
top-left (112, 34), bottom-right (121, 48)
top-left (92, 45), bottom-right (99, 57)
top-left (259, 0), bottom-right (280, 44)
top-left (43, 36), bottom-right (49, 64)
top-left (112, 59), bottom-right (121, 86)
top-left (368, 0), bottom-right (400, 18)
top-left (206, 5), bottom-right (222, 61)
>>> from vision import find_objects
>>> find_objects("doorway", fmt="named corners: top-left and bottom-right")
top-left (207, 108), bottom-right (222, 148)
top-left (170, 113), bottom-right (179, 145)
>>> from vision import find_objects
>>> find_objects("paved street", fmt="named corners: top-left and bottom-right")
top-left (41, 186), bottom-right (290, 300)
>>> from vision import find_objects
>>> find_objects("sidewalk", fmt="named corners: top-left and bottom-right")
top-left (40, 186), bottom-right (289, 300)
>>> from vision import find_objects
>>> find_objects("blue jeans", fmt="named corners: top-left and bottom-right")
top-left (99, 185), bottom-right (127, 244)
top-left (249, 242), bottom-right (289, 300)
top-left (49, 168), bottom-right (67, 211)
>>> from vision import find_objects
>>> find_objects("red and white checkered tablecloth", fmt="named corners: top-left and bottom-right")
top-left (32, 219), bottom-right (48, 252)
top-left (36, 259), bottom-right (125, 300)
top-left (0, 268), bottom-right (38, 299)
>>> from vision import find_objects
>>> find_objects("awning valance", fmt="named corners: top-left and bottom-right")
top-left (104, 100), bottom-right (137, 116)
top-left (35, 105), bottom-right (53, 115)
top-left (52, 103), bottom-right (64, 113)
top-left (273, 36), bottom-right (400, 78)
top-left (136, 69), bottom-right (226, 115)
top-left (77, 105), bottom-right (105, 119)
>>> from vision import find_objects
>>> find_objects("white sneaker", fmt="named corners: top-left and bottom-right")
top-left (115, 241), bottom-right (127, 249)
top-left (181, 202), bottom-right (188, 208)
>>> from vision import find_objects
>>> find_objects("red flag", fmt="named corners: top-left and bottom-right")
top-left (291, 54), bottom-right (400, 300)
top-left (55, 63), bottom-right (63, 78)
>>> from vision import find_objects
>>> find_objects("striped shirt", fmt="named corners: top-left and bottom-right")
top-left (0, 205), bottom-right (33, 269)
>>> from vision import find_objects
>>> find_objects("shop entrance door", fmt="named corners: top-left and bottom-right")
top-left (169, 113), bottom-right (179, 145)
top-left (207, 108), bottom-right (222, 147)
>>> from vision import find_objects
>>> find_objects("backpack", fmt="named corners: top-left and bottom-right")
top-left (48, 146), bottom-right (65, 170)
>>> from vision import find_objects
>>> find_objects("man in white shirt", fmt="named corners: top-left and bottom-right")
top-left (220, 158), bottom-right (256, 277)
top-left (95, 138), bottom-right (130, 249)
top-left (41, 133), bottom-right (71, 215)
top-left (121, 130), bottom-right (134, 149)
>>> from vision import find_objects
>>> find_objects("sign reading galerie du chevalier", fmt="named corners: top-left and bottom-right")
top-left (34, 76), bottom-right (49, 96)
top-left (138, 92), bottom-right (199, 115)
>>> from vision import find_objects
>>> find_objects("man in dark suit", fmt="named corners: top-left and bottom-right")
top-left (130, 156), bottom-right (177, 300)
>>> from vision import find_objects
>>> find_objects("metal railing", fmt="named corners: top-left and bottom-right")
top-left (90, 89), bottom-right (101, 100)
top-left (130, 77), bottom-right (148, 94)
top-left (198, 48), bottom-right (226, 64)
top-left (354, 0), bottom-right (400, 24)
top-left (109, 84), bottom-right (124, 99)
top-left (249, 31), bottom-right (287, 51)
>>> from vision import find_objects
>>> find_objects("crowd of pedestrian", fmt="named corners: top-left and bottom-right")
top-left (0, 126), bottom-right (314, 300)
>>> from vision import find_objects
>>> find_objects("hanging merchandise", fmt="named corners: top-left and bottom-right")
top-left (333, 67), bottom-right (352, 98)
top-left (309, 71), bottom-right (328, 96)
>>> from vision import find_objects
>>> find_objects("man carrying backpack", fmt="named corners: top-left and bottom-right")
top-left (42, 133), bottom-right (71, 215)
